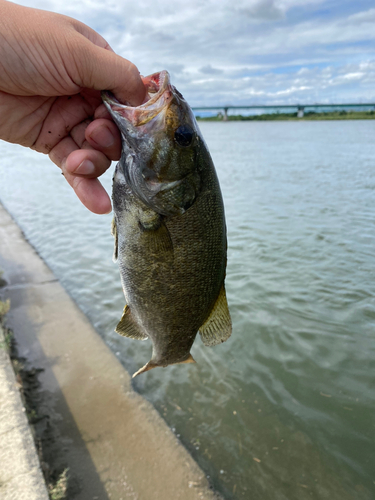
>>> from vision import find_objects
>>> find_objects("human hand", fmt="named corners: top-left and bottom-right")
top-left (0, 0), bottom-right (146, 213)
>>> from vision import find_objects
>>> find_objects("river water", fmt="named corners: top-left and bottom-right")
top-left (0, 120), bottom-right (374, 499)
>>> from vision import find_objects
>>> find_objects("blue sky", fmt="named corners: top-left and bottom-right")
top-left (17, 0), bottom-right (375, 106)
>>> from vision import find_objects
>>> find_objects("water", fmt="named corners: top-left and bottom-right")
top-left (1, 120), bottom-right (374, 499)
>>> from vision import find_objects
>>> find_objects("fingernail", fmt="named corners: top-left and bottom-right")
top-left (75, 160), bottom-right (95, 175)
top-left (90, 127), bottom-right (114, 148)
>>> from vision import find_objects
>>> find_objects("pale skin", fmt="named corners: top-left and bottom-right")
top-left (0, 0), bottom-right (147, 214)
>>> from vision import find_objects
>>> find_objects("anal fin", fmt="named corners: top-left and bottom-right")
top-left (116, 305), bottom-right (148, 341)
top-left (199, 285), bottom-right (232, 347)
top-left (132, 354), bottom-right (196, 378)
top-left (178, 354), bottom-right (196, 364)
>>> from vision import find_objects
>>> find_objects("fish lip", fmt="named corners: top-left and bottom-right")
top-left (102, 70), bottom-right (173, 127)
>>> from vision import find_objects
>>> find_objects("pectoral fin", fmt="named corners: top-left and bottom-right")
top-left (115, 305), bottom-right (148, 341)
top-left (146, 222), bottom-right (173, 254)
top-left (111, 217), bottom-right (118, 263)
top-left (199, 285), bottom-right (232, 347)
top-left (139, 214), bottom-right (173, 255)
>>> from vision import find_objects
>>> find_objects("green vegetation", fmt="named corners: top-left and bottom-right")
top-left (0, 325), bottom-right (13, 352)
top-left (48, 469), bottom-right (69, 500)
top-left (0, 295), bottom-right (12, 352)
top-left (0, 298), bottom-right (10, 318)
top-left (196, 110), bottom-right (375, 121)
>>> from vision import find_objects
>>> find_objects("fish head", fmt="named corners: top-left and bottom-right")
top-left (102, 71), bottom-right (202, 216)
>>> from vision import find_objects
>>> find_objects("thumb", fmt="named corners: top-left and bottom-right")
top-left (69, 28), bottom-right (146, 106)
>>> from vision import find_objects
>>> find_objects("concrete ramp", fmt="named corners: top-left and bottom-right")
top-left (0, 202), bottom-right (221, 500)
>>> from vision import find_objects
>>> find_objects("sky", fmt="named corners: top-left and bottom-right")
top-left (15, 0), bottom-right (375, 107)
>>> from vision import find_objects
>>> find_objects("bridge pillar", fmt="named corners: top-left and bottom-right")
top-left (223, 107), bottom-right (228, 121)
top-left (297, 106), bottom-right (304, 118)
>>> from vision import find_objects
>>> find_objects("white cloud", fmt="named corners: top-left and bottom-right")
top-left (342, 72), bottom-right (364, 81)
top-left (344, 7), bottom-right (375, 25)
top-left (13, 0), bottom-right (375, 105)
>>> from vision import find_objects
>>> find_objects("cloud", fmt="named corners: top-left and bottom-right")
top-left (199, 65), bottom-right (224, 75)
top-left (14, 0), bottom-right (375, 105)
top-left (343, 7), bottom-right (375, 25)
top-left (239, 0), bottom-right (285, 21)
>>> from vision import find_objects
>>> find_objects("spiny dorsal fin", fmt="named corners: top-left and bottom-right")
top-left (199, 285), bottom-right (232, 347)
top-left (115, 305), bottom-right (148, 341)
top-left (111, 217), bottom-right (118, 263)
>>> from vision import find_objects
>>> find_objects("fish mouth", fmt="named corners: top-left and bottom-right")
top-left (102, 71), bottom-right (173, 127)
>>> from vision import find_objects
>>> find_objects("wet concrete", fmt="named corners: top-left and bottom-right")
top-left (0, 202), bottom-right (222, 500)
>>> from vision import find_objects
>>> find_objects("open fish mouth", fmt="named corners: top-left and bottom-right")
top-left (102, 71), bottom-right (174, 128)
top-left (104, 70), bottom-right (201, 216)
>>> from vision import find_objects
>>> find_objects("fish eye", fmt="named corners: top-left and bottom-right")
top-left (174, 125), bottom-right (194, 147)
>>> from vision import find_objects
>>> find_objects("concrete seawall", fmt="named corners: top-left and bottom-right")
top-left (0, 202), bottom-right (222, 500)
top-left (0, 318), bottom-right (49, 499)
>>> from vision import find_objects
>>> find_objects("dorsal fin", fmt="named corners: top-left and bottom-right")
top-left (115, 305), bottom-right (148, 341)
top-left (199, 285), bottom-right (232, 347)
top-left (111, 217), bottom-right (118, 263)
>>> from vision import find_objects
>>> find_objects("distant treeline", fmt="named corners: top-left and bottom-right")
top-left (196, 110), bottom-right (375, 121)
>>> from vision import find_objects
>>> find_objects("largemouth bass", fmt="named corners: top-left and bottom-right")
top-left (103, 71), bottom-right (231, 377)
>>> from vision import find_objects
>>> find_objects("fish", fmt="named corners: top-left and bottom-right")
top-left (102, 71), bottom-right (231, 377)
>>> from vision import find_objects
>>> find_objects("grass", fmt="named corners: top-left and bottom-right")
top-left (48, 469), bottom-right (69, 500)
top-left (0, 298), bottom-right (12, 352)
top-left (0, 327), bottom-right (13, 352)
top-left (0, 299), bottom-right (10, 318)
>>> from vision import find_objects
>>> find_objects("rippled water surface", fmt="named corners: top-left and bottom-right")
top-left (1, 120), bottom-right (374, 499)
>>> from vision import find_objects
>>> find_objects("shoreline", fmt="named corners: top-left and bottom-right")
top-left (0, 307), bottom-right (49, 500)
top-left (196, 110), bottom-right (375, 121)
top-left (0, 202), bottom-right (222, 500)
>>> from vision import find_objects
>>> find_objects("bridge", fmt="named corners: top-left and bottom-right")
top-left (191, 103), bottom-right (375, 120)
